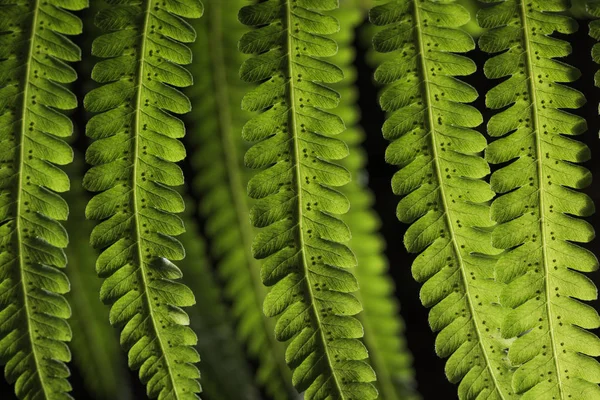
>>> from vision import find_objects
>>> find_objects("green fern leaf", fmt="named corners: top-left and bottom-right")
top-left (239, 1), bottom-right (378, 399)
top-left (479, 1), bottom-right (600, 398)
top-left (185, 2), bottom-right (297, 399)
top-left (178, 211), bottom-right (262, 400)
top-left (64, 159), bottom-right (132, 400)
top-left (332, 3), bottom-right (419, 399)
top-left (370, 1), bottom-right (516, 398)
top-left (589, 2), bottom-right (600, 89)
top-left (83, 1), bottom-right (203, 398)
top-left (0, 0), bottom-right (86, 398)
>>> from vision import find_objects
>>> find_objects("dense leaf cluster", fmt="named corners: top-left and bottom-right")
top-left (3, 0), bottom-right (600, 399)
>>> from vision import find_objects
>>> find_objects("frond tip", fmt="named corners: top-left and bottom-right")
top-left (239, 0), bottom-right (377, 399)
top-left (83, 0), bottom-right (204, 398)
top-left (370, 1), bottom-right (515, 398)
top-left (0, 0), bottom-right (85, 398)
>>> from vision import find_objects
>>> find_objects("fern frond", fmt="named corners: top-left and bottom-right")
top-left (185, 2), bottom-right (297, 399)
top-left (370, 1), bottom-right (516, 398)
top-left (63, 159), bottom-right (132, 400)
top-left (332, 3), bottom-right (419, 399)
top-left (479, 1), bottom-right (600, 398)
top-left (0, 0), bottom-right (87, 398)
top-left (239, 1), bottom-right (378, 399)
top-left (83, 1), bottom-right (203, 398)
top-left (178, 212), bottom-right (262, 400)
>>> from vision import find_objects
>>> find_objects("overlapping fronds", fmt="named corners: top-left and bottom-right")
top-left (64, 160), bottom-right (131, 400)
top-left (479, 1), bottom-right (600, 398)
top-left (370, 1), bottom-right (515, 398)
top-left (239, 1), bottom-right (377, 398)
top-left (333, 3), bottom-right (418, 399)
top-left (0, 1), bottom-right (86, 398)
top-left (184, 2), bottom-right (296, 398)
top-left (83, 1), bottom-right (203, 398)
top-left (178, 212), bottom-right (262, 400)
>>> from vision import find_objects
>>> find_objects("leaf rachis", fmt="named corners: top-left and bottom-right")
top-left (480, 0), bottom-right (600, 398)
top-left (0, 0), bottom-right (83, 397)
top-left (284, 3), bottom-right (346, 397)
top-left (239, 0), bottom-right (377, 398)
top-left (130, 2), bottom-right (181, 395)
top-left (83, 1), bottom-right (204, 398)
top-left (370, 1), bottom-right (514, 398)
top-left (193, 2), bottom-right (294, 397)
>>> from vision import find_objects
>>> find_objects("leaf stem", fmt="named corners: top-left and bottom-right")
top-left (16, 1), bottom-right (49, 397)
top-left (132, 1), bottom-right (181, 397)
top-left (412, 0), bottom-right (506, 397)
top-left (518, 0), bottom-right (563, 396)
top-left (206, 2), bottom-right (291, 388)
top-left (284, 0), bottom-right (345, 397)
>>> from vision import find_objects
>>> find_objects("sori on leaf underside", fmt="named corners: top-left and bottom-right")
top-left (184, 0), bottom-right (296, 398)
top-left (370, 0), bottom-right (515, 398)
top-left (479, 0), bottom-right (600, 398)
top-left (0, 1), bottom-right (86, 398)
top-left (238, 0), bottom-right (378, 398)
top-left (82, 0), bottom-right (204, 398)
top-left (371, 0), bottom-right (600, 399)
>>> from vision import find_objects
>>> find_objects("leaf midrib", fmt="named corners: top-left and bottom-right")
top-left (284, 1), bottom-right (346, 397)
top-left (132, 2), bottom-right (183, 397)
top-left (205, 2), bottom-right (293, 391)
top-left (518, 0), bottom-right (563, 396)
top-left (412, 1), bottom-right (508, 398)
top-left (16, 1), bottom-right (52, 397)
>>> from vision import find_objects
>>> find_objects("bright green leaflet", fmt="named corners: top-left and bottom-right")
top-left (184, 2), bottom-right (296, 398)
top-left (83, 0), bottom-right (203, 398)
top-left (370, 1), bottom-right (515, 398)
top-left (64, 160), bottom-right (132, 400)
top-left (333, 3), bottom-right (418, 400)
top-left (0, 0), bottom-right (86, 398)
top-left (178, 210), bottom-right (262, 400)
top-left (479, 1), bottom-right (600, 398)
top-left (239, 0), bottom-right (377, 399)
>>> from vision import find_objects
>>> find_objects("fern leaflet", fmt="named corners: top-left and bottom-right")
top-left (370, 1), bottom-right (515, 398)
top-left (479, 1), bottom-right (600, 398)
top-left (0, 0), bottom-right (86, 398)
top-left (589, 2), bottom-right (600, 94)
top-left (83, 1), bottom-right (203, 398)
top-left (333, 3), bottom-right (418, 399)
top-left (239, 1), bottom-right (378, 398)
top-left (185, 2), bottom-right (297, 398)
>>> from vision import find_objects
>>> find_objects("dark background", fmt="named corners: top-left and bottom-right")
top-left (3, 8), bottom-right (600, 400)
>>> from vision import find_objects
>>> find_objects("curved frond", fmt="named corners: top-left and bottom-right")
top-left (239, 1), bottom-right (377, 399)
top-left (185, 2), bottom-right (297, 399)
top-left (179, 213), bottom-right (262, 400)
top-left (479, 1), bottom-right (600, 398)
top-left (83, 1), bottom-right (204, 398)
top-left (64, 160), bottom-right (132, 400)
top-left (333, 4), bottom-right (418, 399)
top-left (0, 1), bottom-right (85, 398)
top-left (369, 1), bottom-right (515, 398)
